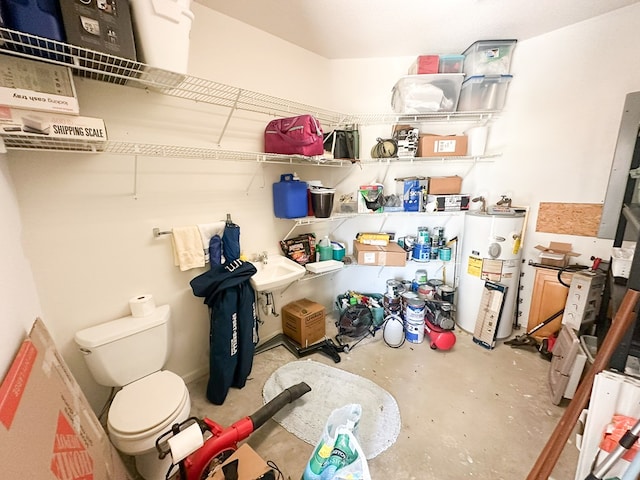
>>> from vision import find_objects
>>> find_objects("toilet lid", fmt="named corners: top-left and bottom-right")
top-left (108, 371), bottom-right (187, 435)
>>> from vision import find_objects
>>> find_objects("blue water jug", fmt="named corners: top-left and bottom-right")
top-left (273, 174), bottom-right (308, 218)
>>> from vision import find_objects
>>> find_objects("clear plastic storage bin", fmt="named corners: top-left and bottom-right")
top-left (391, 74), bottom-right (464, 113)
top-left (462, 39), bottom-right (517, 75)
top-left (438, 55), bottom-right (465, 74)
top-left (457, 74), bottom-right (512, 111)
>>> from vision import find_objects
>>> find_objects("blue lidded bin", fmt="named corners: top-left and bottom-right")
top-left (273, 174), bottom-right (308, 218)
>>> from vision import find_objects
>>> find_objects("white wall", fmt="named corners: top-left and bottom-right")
top-left (3, 3), bottom-right (640, 410)
top-left (0, 155), bottom-right (42, 379)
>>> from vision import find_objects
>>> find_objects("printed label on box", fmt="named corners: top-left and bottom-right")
top-left (363, 252), bottom-right (376, 264)
top-left (434, 139), bottom-right (457, 153)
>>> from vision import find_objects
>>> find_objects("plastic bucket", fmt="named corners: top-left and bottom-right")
top-left (129, 0), bottom-right (194, 73)
top-left (310, 188), bottom-right (335, 218)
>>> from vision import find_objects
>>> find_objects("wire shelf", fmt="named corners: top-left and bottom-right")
top-left (2, 135), bottom-right (355, 166)
top-left (0, 28), bottom-right (500, 161)
top-left (0, 27), bottom-right (346, 126)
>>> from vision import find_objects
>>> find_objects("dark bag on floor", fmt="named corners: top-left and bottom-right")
top-left (323, 127), bottom-right (359, 160)
top-left (264, 114), bottom-right (324, 156)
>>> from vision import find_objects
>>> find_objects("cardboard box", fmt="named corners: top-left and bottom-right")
top-left (418, 134), bottom-right (468, 157)
top-left (0, 107), bottom-right (108, 149)
top-left (395, 176), bottom-right (427, 212)
top-left (392, 124), bottom-right (419, 158)
top-left (353, 240), bottom-right (407, 267)
top-left (426, 194), bottom-right (470, 212)
top-left (282, 298), bottom-right (326, 347)
top-left (358, 184), bottom-right (384, 213)
top-left (535, 242), bottom-right (580, 267)
top-left (0, 319), bottom-right (132, 479)
top-left (58, 0), bottom-right (137, 61)
top-left (208, 444), bottom-right (270, 480)
top-left (0, 56), bottom-right (79, 114)
top-left (429, 175), bottom-right (463, 194)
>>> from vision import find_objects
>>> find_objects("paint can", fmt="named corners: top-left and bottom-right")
top-left (439, 247), bottom-right (452, 261)
top-left (405, 298), bottom-right (425, 343)
top-left (412, 243), bottom-right (430, 262)
top-left (417, 284), bottom-right (434, 300)
top-left (383, 293), bottom-right (402, 314)
top-left (386, 279), bottom-right (403, 297)
top-left (417, 226), bottom-right (430, 244)
top-left (438, 285), bottom-right (455, 304)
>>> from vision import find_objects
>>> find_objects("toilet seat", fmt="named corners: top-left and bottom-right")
top-left (108, 370), bottom-right (190, 455)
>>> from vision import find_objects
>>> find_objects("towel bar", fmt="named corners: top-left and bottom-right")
top-left (153, 228), bottom-right (172, 237)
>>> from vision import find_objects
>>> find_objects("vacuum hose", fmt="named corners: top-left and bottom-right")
top-left (250, 382), bottom-right (311, 431)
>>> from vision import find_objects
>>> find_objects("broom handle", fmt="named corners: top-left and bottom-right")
top-left (527, 288), bottom-right (640, 480)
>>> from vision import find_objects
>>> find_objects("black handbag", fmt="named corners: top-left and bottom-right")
top-left (323, 127), bottom-right (359, 160)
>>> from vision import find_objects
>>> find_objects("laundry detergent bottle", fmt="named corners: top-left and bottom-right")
top-left (317, 236), bottom-right (332, 261)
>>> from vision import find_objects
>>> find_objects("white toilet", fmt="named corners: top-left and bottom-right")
top-left (74, 304), bottom-right (191, 480)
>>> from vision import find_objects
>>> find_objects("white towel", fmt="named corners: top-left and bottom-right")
top-left (197, 221), bottom-right (225, 262)
top-left (171, 226), bottom-right (205, 271)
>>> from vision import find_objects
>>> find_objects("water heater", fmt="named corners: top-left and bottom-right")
top-left (457, 211), bottom-right (526, 340)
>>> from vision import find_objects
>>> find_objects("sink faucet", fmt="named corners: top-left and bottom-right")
top-left (472, 196), bottom-right (486, 213)
top-left (253, 251), bottom-right (268, 265)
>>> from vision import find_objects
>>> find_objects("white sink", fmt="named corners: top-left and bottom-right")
top-left (250, 255), bottom-right (306, 292)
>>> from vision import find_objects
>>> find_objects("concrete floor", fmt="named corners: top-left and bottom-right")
top-left (182, 327), bottom-right (581, 480)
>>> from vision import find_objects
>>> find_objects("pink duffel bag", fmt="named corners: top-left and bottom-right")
top-left (264, 115), bottom-right (324, 156)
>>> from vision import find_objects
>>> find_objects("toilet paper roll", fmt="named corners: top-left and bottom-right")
top-left (168, 422), bottom-right (204, 463)
top-left (129, 294), bottom-right (156, 318)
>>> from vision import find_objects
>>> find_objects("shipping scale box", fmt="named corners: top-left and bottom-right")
top-left (282, 298), bottom-right (326, 347)
top-left (0, 107), bottom-right (108, 150)
top-left (0, 318), bottom-right (132, 479)
top-left (58, 0), bottom-right (137, 60)
top-left (353, 240), bottom-right (407, 267)
top-left (418, 134), bottom-right (468, 157)
top-left (0, 56), bottom-right (79, 114)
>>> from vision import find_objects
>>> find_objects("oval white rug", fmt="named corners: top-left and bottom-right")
top-left (262, 359), bottom-right (401, 459)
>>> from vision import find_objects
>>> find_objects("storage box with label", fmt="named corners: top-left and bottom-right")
top-left (396, 176), bottom-right (427, 212)
top-left (392, 124), bottom-right (419, 158)
top-left (418, 134), bottom-right (468, 157)
top-left (58, 0), bottom-right (137, 61)
top-left (428, 175), bottom-right (462, 194)
top-left (0, 107), bottom-right (108, 150)
top-left (353, 240), bottom-right (407, 267)
top-left (0, 56), bottom-right (78, 114)
top-left (0, 319), bottom-right (132, 479)
top-left (426, 194), bottom-right (470, 212)
top-left (282, 298), bottom-right (326, 347)
top-left (535, 242), bottom-right (580, 267)
top-left (358, 184), bottom-right (384, 213)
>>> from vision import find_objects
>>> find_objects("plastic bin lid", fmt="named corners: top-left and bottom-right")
top-left (462, 39), bottom-right (518, 55)
top-left (462, 74), bottom-right (513, 85)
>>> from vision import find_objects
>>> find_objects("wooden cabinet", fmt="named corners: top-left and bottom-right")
top-left (527, 266), bottom-right (573, 340)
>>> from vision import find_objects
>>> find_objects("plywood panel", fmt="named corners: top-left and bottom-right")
top-left (536, 202), bottom-right (603, 237)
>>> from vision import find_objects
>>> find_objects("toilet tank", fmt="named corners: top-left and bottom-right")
top-left (75, 304), bottom-right (171, 387)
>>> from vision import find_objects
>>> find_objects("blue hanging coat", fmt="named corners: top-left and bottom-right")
top-left (190, 259), bottom-right (258, 405)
